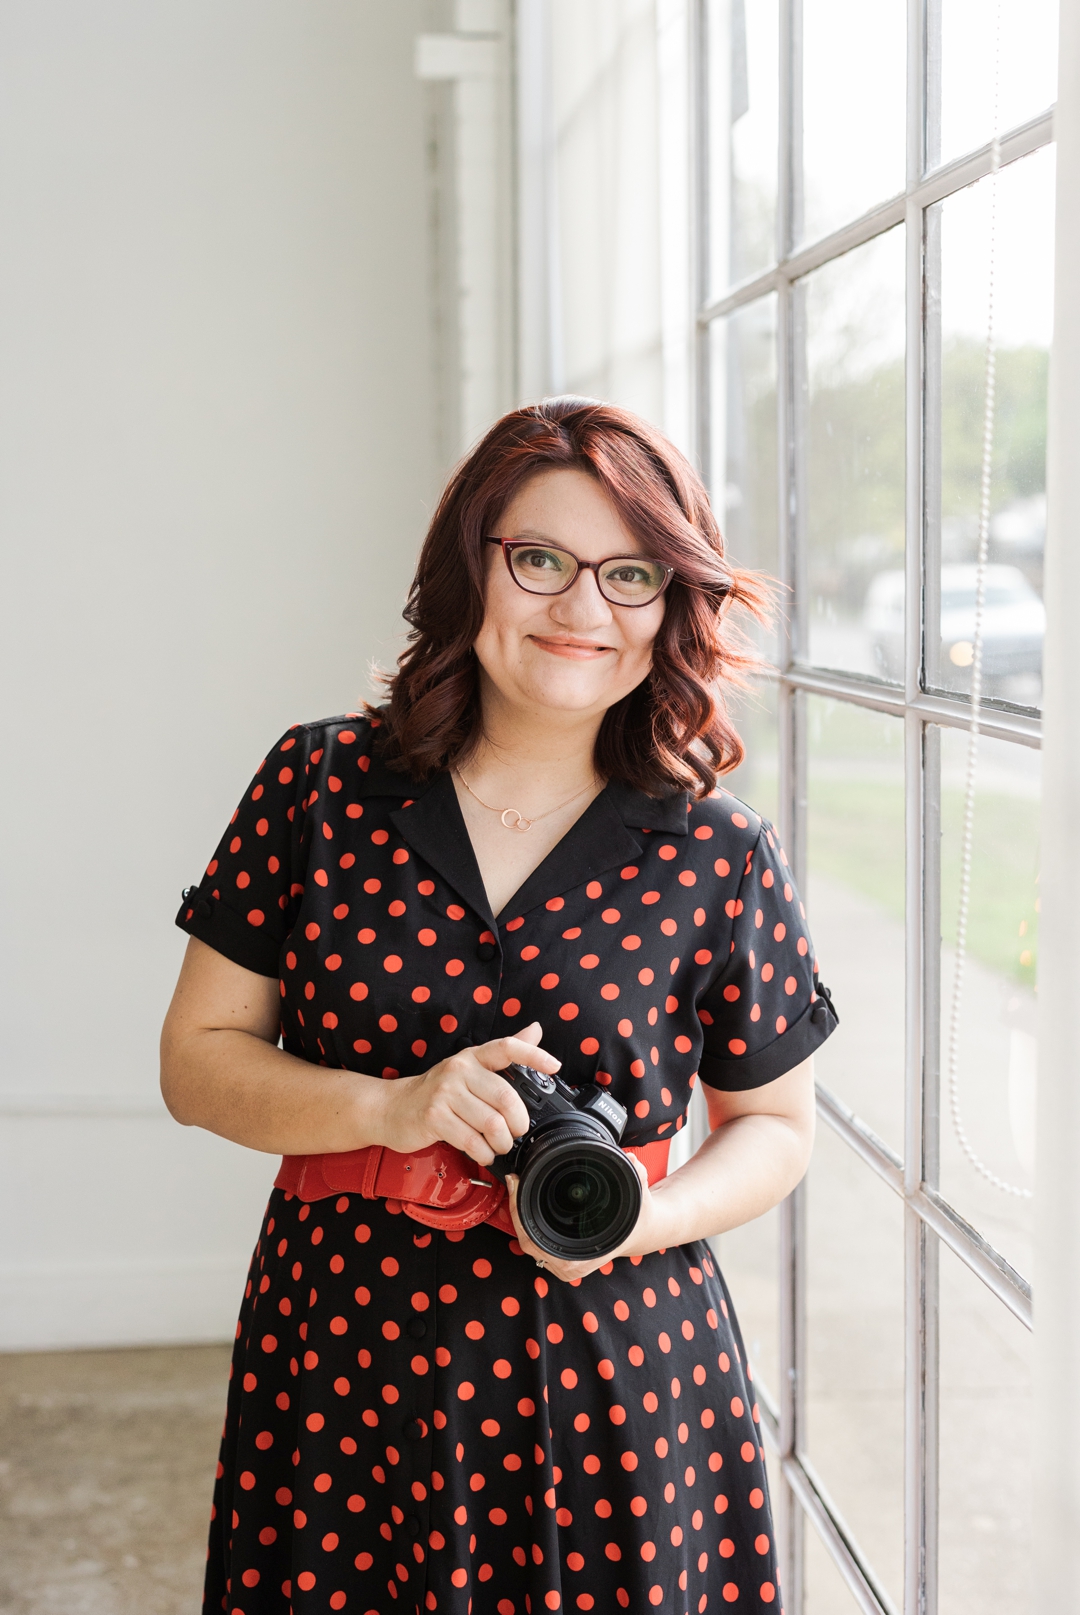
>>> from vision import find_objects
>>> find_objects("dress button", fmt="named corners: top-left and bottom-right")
top-left (406, 1514), bottom-right (421, 1536)
top-left (406, 1316), bottom-right (427, 1339)
top-left (403, 1419), bottom-right (425, 1441)
top-left (476, 941), bottom-right (498, 962)
top-left (454, 1034), bottom-right (473, 1053)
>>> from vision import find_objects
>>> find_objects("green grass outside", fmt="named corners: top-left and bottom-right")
top-left (807, 779), bottom-right (1039, 986)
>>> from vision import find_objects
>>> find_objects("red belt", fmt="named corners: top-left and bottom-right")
top-left (274, 1137), bottom-right (671, 1239)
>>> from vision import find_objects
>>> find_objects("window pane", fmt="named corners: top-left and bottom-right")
top-left (938, 1242), bottom-right (1032, 1613)
top-left (706, 0), bottom-right (779, 294)
top-left (929, 146), bottom-right (1053, 707)
top-left (806, 698), bottom-right (906, 1153)
top-left (805, 1123), bottom-right (905, 1606)
top-left (937, 0), bottom-right (1059, 170)
top-left (800, 0), bottom-right (906, 245)
top-left (723, 677), bottom-right (779, 827)
top-left (937, 729), bottom-right (1036, 1279)
top-left (710, 292), bottom-right (779, 663)
top-left (806, 1524), bottom-right (869, 1613)
top-left (798, 226), bottom-right (906, 678)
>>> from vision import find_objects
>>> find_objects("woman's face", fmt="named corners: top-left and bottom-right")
top-left (472, 467), bottom-right (667, 727)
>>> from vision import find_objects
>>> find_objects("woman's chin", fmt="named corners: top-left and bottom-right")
top-left (506, 669), bottom-right (629, 718)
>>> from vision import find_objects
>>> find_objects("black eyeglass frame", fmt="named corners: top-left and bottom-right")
top-left (484, 536), bottom-right (677, 608)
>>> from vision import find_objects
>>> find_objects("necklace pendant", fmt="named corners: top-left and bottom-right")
top-left (500, 808), bottom-right (532, 832)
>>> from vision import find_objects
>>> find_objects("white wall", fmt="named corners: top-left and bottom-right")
top-left (0, 1), bottom-right (442, 1349)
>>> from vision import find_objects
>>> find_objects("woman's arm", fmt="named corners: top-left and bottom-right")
top-left (160, 936), bottom-right (548, 1159)
top-left (508, 1059), bottom-right (816, 1279)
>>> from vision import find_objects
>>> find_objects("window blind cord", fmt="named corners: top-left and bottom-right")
top-left (944, 0), bottom-right (1033, 1201)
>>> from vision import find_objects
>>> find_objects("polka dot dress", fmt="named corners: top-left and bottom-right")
top-left (176, 715), bottom-right (837, 1615)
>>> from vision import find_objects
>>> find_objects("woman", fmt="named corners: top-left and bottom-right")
top-left (162, 397), bottom-right (837, 1615)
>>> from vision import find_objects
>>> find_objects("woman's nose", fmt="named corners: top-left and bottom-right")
top-left (549, 565), bottom-right (613, 625)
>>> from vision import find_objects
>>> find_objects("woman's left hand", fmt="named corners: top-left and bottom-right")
top-left (505, 1157), bottom-right (663, 1282)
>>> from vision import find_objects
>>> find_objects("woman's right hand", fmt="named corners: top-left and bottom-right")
top-left (374, 1023), bottom-right (559, 1165)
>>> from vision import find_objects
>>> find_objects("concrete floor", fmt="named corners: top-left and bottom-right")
top-left (0, 1344), bottom-right (229, 1615)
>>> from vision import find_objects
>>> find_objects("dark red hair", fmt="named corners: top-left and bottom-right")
top-left (373, 397), bottom-right (769, 799)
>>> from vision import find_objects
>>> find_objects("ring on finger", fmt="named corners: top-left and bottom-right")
top-left (535, 1259), bottom-right (546, 1270)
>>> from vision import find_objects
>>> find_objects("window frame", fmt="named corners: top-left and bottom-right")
top-left (690, 3), bottom-right (1049, 1613)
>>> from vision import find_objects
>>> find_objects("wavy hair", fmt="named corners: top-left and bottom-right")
top-left (372, 397), bottom-right (771, 799)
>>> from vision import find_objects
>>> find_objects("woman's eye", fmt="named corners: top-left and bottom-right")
top-left (520, 549), bottom-right (564, 571)
top-left (608, 565), bottom-right (650, 584)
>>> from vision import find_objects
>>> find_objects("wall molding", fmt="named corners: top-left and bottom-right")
top-left (0, 1253), bottom-right (251, 1352)
top-left (0, 1093), bottom-right (169, 1118)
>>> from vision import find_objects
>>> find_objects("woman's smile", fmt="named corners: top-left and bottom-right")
top-left (528, 633), bottom-right (616, 659)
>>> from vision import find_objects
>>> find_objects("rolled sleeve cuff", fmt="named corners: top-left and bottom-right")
top-left (698, 997), bottom-right (838, 1092)
top-left (175, 891), bottom-right (282, 978)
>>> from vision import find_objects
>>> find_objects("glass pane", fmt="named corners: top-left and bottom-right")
top-left (930, 146), bottom-right (1054, 707)
top-left (805, 1123), bottom-right (905, 1606)
top-left (937, 0), bottom-right (1059, 170)
top-left (939, 1243), bottom-right (1033, 1613)
top-left (798, 226), bottom-right (906, 678)
top-left (800, 0), bottom-right (906, 244)
top-left (806, 698), bottom-right (906, 1153)
top-left (938, 728), bottom-right (1036, 1278)
top-left (806, 1525), bottom-right (869, 1614)
top-left (723, 676), bottom-right (780, 827)
top-left (707, 0), bottom-right (779, 293)
top-left (710, 292), bottom-right (780, 663)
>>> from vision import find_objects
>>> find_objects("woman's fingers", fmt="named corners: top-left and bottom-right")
top-left (446, 1083), bottom-right (519, 1158)
top-left (471, 1026), bottom-right (561, 1074)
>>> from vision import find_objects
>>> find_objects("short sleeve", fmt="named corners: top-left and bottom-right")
top-left (696, 820), bottom-right (838, 1090)
top-left (174, 724), bottom-right (314, 977)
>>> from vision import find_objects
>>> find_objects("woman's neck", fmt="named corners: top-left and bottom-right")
top-left (460, 687), bottom-right (604, 799)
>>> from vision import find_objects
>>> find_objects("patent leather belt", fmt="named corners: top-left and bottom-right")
top-left (274, 1137), bottom-right (672, 1239)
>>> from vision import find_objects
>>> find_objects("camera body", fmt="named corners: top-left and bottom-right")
top-left (486, 1063), bottom-right (643, 1260)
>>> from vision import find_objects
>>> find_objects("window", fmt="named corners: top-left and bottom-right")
top-left (699, 2), bottom-right (1054, 1610)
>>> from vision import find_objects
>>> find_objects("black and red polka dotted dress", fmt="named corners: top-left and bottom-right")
top-left (176, 713), bottom-right (837, 1615)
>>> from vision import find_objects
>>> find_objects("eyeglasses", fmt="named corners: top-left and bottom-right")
top-left (485, 536), bottom-right (675, 608)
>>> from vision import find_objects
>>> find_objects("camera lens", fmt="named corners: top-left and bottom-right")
top-left (516, 1124), bottom-right (642, 1260)
top-left (544, 1158), bottom-right (618, 1240)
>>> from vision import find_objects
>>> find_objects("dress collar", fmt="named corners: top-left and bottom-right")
top-left (360, 741), bottom-right (689, 927)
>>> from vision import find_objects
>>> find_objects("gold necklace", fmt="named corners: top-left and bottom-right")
top-left (455, 768), bottom-right (600, 833)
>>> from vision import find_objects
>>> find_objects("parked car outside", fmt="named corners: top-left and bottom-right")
top-left (864, 563), bottom-right (1045, 692)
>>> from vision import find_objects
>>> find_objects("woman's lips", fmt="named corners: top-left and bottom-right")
top-left (529, 635), bottom-right (614, 660)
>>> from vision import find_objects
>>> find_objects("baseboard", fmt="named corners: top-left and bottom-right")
top-left (0, 1253), bottom-right (252, 1352)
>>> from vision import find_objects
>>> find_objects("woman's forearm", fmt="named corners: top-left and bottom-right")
top-left (635, 1109), bottom-right (814, 1254)
top-left (160, 1027), bottom-right (393, 1155)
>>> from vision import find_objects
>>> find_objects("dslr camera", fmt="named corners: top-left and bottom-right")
top-left (486, 1063), bottom-right (643, 1260)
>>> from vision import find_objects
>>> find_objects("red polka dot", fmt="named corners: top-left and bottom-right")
top-left (741, 1441), bottom-right (756, 1461)
top-left (383, 955), bottom-right (402, 973)
top-left (239, 1471), bottom-right (256, 1490)
top-left (620, 1451), bottom-right (638, 1470)
top-left (728, 1038), bottom-right (746, 1055)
